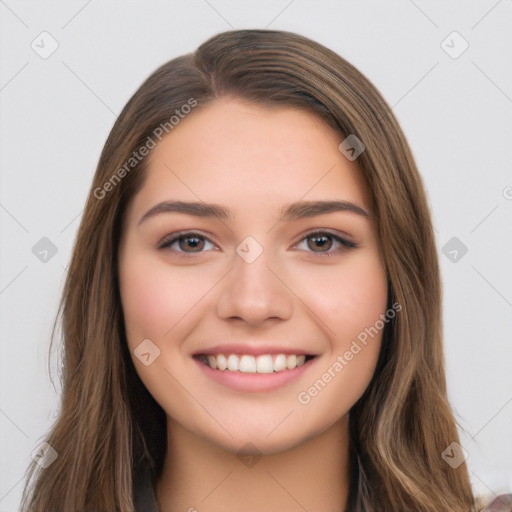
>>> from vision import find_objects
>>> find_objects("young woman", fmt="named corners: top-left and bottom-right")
top-left (21, 29), bottom-right (507, 512)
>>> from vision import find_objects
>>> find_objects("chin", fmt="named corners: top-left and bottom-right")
top-left (210, 430), bottom-right (310, 457)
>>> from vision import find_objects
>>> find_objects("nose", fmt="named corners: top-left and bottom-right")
top-left (215, 245), bottom-right (294, 327)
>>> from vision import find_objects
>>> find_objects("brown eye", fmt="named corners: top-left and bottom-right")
top-left (158, 232), bottom-right (216, 254)
top-left (295, 231), bottom-right (357, 257)
top-left (307, 234), bottom-right (333, 252)
top-left (178, 235), bottom-right (205, 252)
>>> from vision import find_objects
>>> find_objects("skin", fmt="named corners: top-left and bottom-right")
top-left (118, 98), bottom-right (388, 512)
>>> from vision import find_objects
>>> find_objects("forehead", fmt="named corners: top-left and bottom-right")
top-left (128, 99), bottom-right (371, 221)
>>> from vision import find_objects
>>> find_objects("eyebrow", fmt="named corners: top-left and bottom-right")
top-left (137, 199), bottom-right (371, 226)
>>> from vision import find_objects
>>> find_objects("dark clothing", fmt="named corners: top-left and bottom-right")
top-left (133, 462), bottom-right (159, 512)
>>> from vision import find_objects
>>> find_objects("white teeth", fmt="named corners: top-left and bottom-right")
top-left (286, 354), bottom-right (297, 369)
top-left (201, 353), bottom-right (311, 373)
top-left (256, 355), bottom-right (274, 374)
top-left (273, 354), bottom-right (287, 372)
top-left (239, 355), bottom-right (256, 373)
top-left (227, 354), bottom-right (239, 371)
top-left (217, 354), bottom-right (227, 370)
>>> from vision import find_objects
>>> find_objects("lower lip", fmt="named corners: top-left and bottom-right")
top-left (193, 357), bottom-right (316, 392)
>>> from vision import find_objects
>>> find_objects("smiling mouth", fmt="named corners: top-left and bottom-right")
top-left (195, 353), bottom-right (316, 373)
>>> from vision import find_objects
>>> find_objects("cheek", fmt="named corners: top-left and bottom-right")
top-left (119, 252), bottom-right (190, 344)
top-left (119, 250), bottom-right (225, 347)
top-left (300, 252), bottom-right (388, 343)
top-left (120, 262), bottom-right (168, 342)
top-left (341, 261), bottom-right (388, 333)
top-left (293, 259), bottom-right (388, 426)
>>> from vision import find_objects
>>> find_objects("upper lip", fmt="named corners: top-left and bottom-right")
top-left (192, 343), bottom-right (318, 357)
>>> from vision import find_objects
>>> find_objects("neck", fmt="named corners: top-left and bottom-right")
top-left (156, 415), bottom-right (352, 512)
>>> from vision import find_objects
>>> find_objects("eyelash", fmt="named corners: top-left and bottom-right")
top-left (157, 230), bottom-right (358, 258)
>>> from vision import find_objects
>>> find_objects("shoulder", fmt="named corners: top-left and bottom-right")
top-left (480, 493), bottom-right (512, 511)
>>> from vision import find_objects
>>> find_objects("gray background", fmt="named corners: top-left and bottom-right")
top-left (1, 0), bottom-right (511, 510)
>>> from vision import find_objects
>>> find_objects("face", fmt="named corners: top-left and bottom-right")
top-left (118, 98), bottom-right (389, 454)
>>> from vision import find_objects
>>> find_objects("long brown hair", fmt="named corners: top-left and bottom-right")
top-left (21, 29), bottom-right (478, 512)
